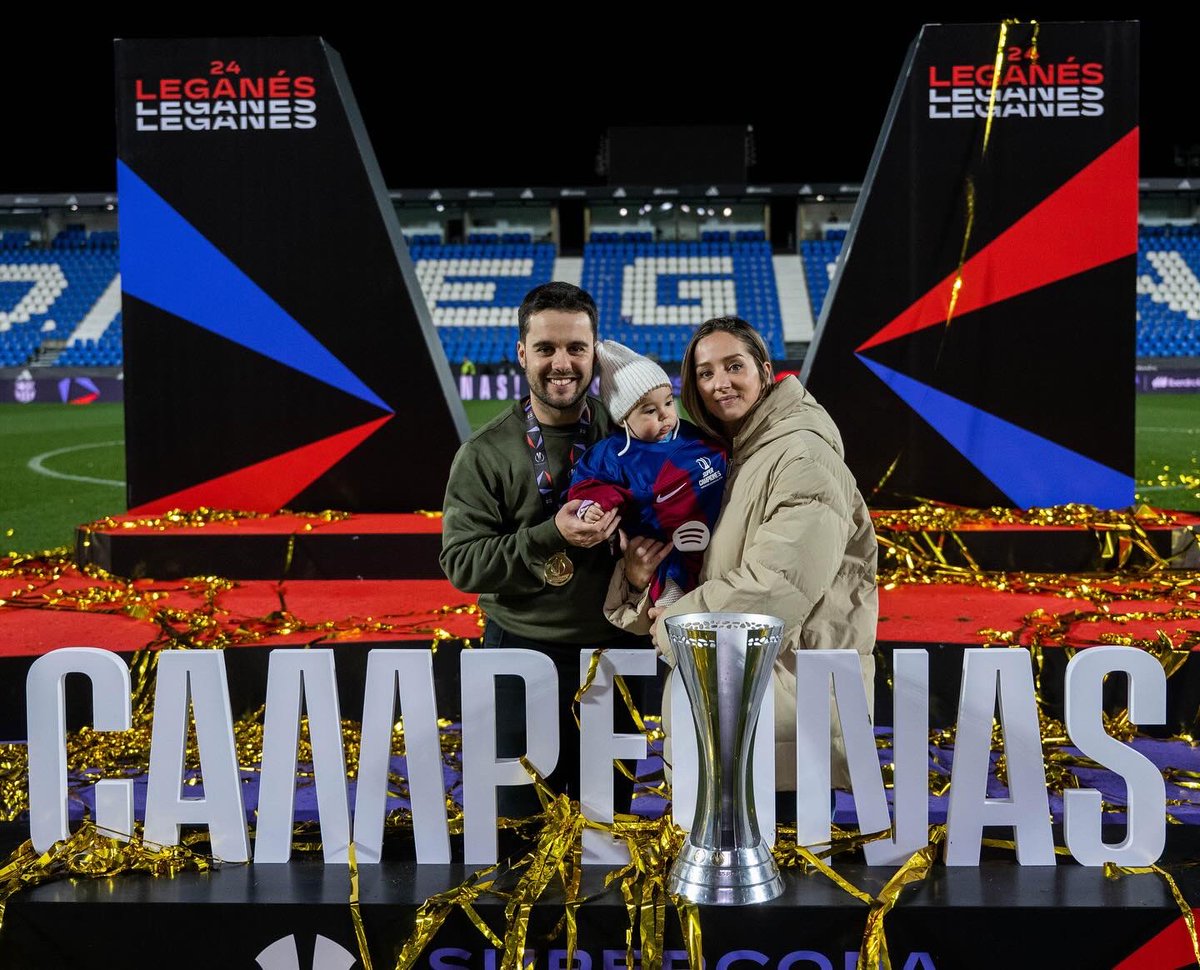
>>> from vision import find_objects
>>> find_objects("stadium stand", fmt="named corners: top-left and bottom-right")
top-left (590, 231), bottom-right (654, 244)
top-left (465, 232), bottom-right (534, 245)
top-left (5, 222), bottom-right (1198, 370)
top-left (579, 238), bottom-right (784, 362)
top-left (411, 241), bottom-right (556, 366)
top-left (800, 234), bottom-right (843, 323)
top-left (0, 231), bottom-right (120, 367)
top-left (1137, 224), bottom-right (1200, 358)
top-left (0, 231), bottom-right (33, 250)
top-left (57, 312), bottom-right (123, 367)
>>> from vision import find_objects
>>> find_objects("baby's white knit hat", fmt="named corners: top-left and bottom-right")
top-left (596, 340), bottom-right (671, 423)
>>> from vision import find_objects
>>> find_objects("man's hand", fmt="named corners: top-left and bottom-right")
top-left (619, 532), bottom-right (671, 591)
top-left (556, 500), bottom-right (621, 548)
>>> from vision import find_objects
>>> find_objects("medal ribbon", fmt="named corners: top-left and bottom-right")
top-left (523, 397), bottom-right (592, 519)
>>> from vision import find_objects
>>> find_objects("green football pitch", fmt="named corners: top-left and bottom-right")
top-left (2, 396), bottom-right (1198, 555)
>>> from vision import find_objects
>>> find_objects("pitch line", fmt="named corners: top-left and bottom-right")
top-left (27, 440), bottom-right (125, 487)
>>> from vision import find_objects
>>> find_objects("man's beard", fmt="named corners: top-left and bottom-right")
top-left (528, 371), bottom-right (590, 414)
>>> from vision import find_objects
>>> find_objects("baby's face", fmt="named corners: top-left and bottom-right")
top-left (625, 385), bottom-right (677, 442)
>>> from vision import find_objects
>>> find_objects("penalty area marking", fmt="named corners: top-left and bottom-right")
top-left (27, 440), bottom-right (125, 487)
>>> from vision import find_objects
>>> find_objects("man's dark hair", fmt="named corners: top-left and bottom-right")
top-left (518, 282), bottom-right (598, 341)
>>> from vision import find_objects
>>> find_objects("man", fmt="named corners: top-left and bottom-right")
top-left (440, 281), bottom-right (647, 815)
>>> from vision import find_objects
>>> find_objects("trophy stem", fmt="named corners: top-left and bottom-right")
top-left (666, 613), bottom-right (786, 905)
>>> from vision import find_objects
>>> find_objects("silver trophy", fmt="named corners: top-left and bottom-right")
top-left (665, 612), bottom-right (785, 905)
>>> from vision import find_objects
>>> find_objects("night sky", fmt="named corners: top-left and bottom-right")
top-left (2, 14), bottom-right (1196, 194)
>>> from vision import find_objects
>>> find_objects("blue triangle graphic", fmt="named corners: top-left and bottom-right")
top-left (117, 161), bottom-right (389, 412)
top-left (857, 355), bottom-right (1133, 508)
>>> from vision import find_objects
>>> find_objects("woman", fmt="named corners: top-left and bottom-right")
top-left (606, 316), bottom-right (878, 792)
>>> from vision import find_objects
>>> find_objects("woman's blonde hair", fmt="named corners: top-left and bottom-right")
top-left (680, 316), bottom-right (774, 441)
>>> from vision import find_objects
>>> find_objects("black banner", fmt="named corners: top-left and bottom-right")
top-left (803, 22), bottom-right (1138, 508)
top-left (115, 38), bottom-right (467, 513)
top-left (2, 849), bottom-right (1197, 969)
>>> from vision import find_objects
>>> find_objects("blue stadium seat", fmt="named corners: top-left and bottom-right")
top-left (413, 243), bottom-right (555, 365)
top-left (0, 247), bottom-right (120, 365)
top-left (579, 239), bottom-right (784, 362)
top-left (1136, 224), bottom-right (1200, 358)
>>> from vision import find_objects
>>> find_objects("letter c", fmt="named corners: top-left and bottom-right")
top-left (716, 951), bottom-right (770, 970)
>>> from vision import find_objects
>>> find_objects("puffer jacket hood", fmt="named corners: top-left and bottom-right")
top-left (734, 375), bottom-right (845, 460)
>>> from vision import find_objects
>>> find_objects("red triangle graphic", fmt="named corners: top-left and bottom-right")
top-left (128, 414), bottom-right (394, 514)
top-left (858, 128), bottom-right (1138, 352)
top-left (1112, 909), bottom-right (1200, 970)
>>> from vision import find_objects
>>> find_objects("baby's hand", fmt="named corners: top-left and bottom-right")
top-left (582, 502), bottom-right (606, 523)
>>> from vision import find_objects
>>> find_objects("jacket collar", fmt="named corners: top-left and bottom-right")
top-left (732, 375), bottom-right (845, 459)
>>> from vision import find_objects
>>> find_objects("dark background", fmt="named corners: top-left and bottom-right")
top-left (2, 12), bottom-right (1196, 194)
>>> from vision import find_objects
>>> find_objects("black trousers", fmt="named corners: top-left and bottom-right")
top-left (482, 620), bottom-right (655, 818)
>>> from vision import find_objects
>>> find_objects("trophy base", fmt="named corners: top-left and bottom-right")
top-left (668, 841), bottom-right (785, 905)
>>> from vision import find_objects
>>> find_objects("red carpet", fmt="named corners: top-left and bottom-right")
top-left (4, 564), bottom-right (1198, 658)
top-left (878, 583), bottom-right (1200, 647)
top-left (0, 572), bottom-right (480, 657)
top-left (86, 512), bottom-right (445, 535)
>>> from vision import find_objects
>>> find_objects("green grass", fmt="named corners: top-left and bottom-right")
top-left (1, 403), bottom-right (126, 553)
top-left (464, 400), bottom-right (511, 427)
top-left (3, 394), bottom-right (1198, 555)
top-left (1134, 394), bottom-right (1200, 508)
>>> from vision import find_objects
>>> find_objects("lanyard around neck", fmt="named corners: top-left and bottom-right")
top-left (523, 397), bottom-right (592, 519)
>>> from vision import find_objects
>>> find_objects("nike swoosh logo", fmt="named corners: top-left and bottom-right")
top-left (655, 483), bottom-right (687, 503)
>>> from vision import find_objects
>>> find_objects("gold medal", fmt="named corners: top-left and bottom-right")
top-left (544, 551), bottom-right (575, 586)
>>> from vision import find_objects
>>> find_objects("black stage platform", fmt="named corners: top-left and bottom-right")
top-left (3, 831), bottom-right (1197, 968)
top-left (77, 516), bottom-right (446, 581)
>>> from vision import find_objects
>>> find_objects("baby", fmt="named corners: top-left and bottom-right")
top-left (568, 341), bottom-right (727, 606)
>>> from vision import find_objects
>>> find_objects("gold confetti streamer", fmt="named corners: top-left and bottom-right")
top-left (0, 822), bottom-right (215, 936)
top-left (943, 178), bottom-right (976, 328)
top-left (858, 828), bottom-right (944, 970)
top-left (78, 507), bottom-right (352, 537)
top-left (983, 22), bottom-right (1012, 155)
top-left (348, 841), bottom-right (374, 970)
top-left (1105, 862), bottom-right (1200, 967)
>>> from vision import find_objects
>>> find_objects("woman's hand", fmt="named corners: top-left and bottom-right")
top-left (619, 532), bottom-right (671, 591)
top-left (648, 604), bottom-right (665, 641)
top-left (647, 606), bottom-right (673, 664)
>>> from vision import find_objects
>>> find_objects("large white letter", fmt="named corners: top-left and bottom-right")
top-left (945, 649), bottom-right (1054, 866)
top-left (254, 650), bottom-right (351, 864)
top-left (28, 648), bottom-right (133, 851)
top-left (144, 651), bottom-right (249, 863)
top-left (1064, 646), bottom-right (1166, 866)
top-left (353, 649), bottom-right (449, 863)
top-left (793, 650), bottom-right (928, 863)
top-left (460, 649), bottom-right (558, 864)
top-left (579, 648), bottom-right (655, 865)
top-left (670, 668), bottom-right (776, 845)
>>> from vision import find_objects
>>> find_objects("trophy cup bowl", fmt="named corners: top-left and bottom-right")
top-left (665, 612), bottom-right (786, 905)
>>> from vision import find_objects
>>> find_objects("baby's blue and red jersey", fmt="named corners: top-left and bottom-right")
top-left (567, 421), bottom-right (727, 603)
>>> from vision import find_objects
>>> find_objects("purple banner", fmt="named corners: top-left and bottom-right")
top-left (1136, 365), bottom-right (1200, 392)
top-left (1, 373), bottom-right (125, 404)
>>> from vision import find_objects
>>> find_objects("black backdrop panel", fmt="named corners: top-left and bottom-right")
top-left (115, 37), bottom-right (467, 512)
top-left (802, 22), bottom-right (1137, 508)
